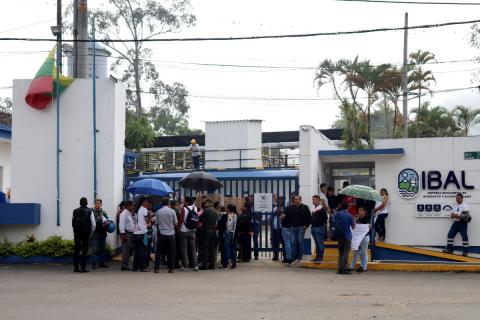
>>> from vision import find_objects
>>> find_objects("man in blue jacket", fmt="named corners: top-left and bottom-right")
top-left (334, 200), bottom-right (356, 274)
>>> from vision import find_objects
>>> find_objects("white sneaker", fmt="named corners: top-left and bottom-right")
top-left (194, 266), bottom-right (199, 272)
top-left (289, 259), bottom-right (301, 266)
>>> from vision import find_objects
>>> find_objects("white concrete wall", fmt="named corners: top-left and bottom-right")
top-left (1, 79), bottom-right (125, 245)
top-left (0, 140), bottom-right (11, 193)
top-left (298, 125), bottom-right (339, 249)
top-left (375, 137), bottom-right (480, 246)
top-left (299, 125), bottom-right (339, 203)
top-left (205, 120), bottom-right (262, 169)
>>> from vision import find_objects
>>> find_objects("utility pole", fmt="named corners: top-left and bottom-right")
top-left (402, 12), bottom-right (409, 138)
top-left (73, 0), bottom-right (88, 78)
top-left (55, 0), bottom-right (62, 226)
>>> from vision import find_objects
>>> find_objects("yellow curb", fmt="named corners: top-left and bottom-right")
top-left (301, 261), bottom-right (480, 272)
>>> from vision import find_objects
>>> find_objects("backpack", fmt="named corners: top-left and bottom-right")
top-left (72, 207), bottom-right (92, 234)
top-left (460, 211), bottom-right (472, 224)
top-left (331, 213), bottom-right (344, 241)
top-left (184, 206), bottom-right (199, 230)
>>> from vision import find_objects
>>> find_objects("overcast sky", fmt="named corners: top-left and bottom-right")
top-left (1, 0), bottom-right (480, 133)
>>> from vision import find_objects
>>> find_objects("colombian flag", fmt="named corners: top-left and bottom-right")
top-left (25, 47), bottom-right (74, 110)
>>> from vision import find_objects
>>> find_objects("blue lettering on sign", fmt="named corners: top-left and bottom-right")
top-left (400, 169), bottom-right (474, 198)
top-left (421, 170), bottom-right (474, 190)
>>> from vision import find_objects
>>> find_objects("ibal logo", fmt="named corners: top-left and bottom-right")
top-left (398, 168), bottom-right (419, 199)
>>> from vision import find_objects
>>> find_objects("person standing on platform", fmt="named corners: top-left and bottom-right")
top-left (119, 201), bottom-right (135, 271)
top-left (72, 197), bottom-right (95, 273)
top-left (374, 188), bottom-right (390, 242)
top-left (91, 199), bottom-right (110, 269)
top-left (189, 139), bottom-right (201, 170)
top-left (443, 193), bottom-right (470, 256)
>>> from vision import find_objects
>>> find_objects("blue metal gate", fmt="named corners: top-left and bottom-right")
top-left (125, 169), bottom-right (299, 257)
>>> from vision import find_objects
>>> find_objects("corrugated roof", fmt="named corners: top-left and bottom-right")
top-left (128, 169), bottom-right (299, 181)
top-left (204, 119), bottom-right (263, 123)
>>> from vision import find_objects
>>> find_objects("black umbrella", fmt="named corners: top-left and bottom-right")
top-left (178, 171), bottom-right (223, 192)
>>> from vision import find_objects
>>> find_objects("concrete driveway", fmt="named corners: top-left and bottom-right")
top-left (0, 260), bottom-right (479, 320)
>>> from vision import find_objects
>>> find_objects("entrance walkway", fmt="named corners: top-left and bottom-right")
top-left (1, 261), bottom-right (479, 320)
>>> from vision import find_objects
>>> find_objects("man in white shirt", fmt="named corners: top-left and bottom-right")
top-left (133, 198), bottom-right (149, 272)
top-left (443, 193), bottom-right (470, 256)
top-left (119, 201), bottom-right (135, 271)
top-left (178, 196), bottom-right (199, 271)
top-left (189, 139), bottom-right (201, 170)
top-left (154, 198), bottom-right (178, 274)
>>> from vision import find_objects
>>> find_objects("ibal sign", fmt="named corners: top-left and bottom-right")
top-left (397, 168), bottom-right (475, 218)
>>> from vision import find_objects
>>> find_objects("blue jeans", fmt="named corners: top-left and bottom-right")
top-left (252, 223), bottom-right (259, 257)
top-left (350, 235), bottom-right (369, 270)
top-left (375, 213), bottom-right (388, 239)
top-left (281, 228), bottom-right (292, 261)
top-left (290, 227), bottom-right (305, 260)
top-left (447, 221), bottom-right (469, 254)
top-left (311, 226), bottom-right (325, 260)
top-left (91, 236), bottom-right (106, 266)
top-left (222, 232), bottom-right (237, 268)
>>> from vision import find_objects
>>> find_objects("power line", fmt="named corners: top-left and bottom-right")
top-left (1, 18), bottom-right (480, 42)
top-left (337, 0), bottom-right (480, 5)
top-left (0, 18), bottom-right (56, 35)
top-left (126, 85), bottom-right (479, 102)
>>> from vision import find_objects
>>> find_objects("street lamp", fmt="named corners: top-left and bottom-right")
top-left (50, 25), bottom-right (60, 37)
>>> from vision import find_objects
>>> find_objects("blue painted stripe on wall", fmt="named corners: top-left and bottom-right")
top-left (319, 148), bottom-right (404, 157)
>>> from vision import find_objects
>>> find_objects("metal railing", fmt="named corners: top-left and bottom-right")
top-left (124, 147), bottom-right (300, 174)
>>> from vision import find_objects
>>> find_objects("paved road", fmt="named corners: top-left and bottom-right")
top-left (1, 261), bottom-right (479, 320)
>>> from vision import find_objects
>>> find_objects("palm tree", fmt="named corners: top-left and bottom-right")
top-left (314, 59), bottom-right (346, 101)
top-left (344, 59), bottom-right (391, 145)
top-left (339, 101), bottom-right (367, 149)
top-left (409, 103), bottom-right (459, 137)
top-left (408, 50), bottom-right (437, 137)
top-left (453, 105), bottom-right (480, 136)
top-left (377, 67), bottom-right (403, 137)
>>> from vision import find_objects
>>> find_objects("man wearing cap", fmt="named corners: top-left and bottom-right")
top-left (189, 139), bottom-right (201, 170)
top-left (443, 193), bottom-right (470, 256)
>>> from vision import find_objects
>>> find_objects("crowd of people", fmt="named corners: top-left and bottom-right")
top-left (72, 195), bottom-right (260, 273)
top-left (72, 182), bottom-right (473, 275)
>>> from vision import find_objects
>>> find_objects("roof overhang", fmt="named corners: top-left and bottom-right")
top-left (318, 148), bottom-right (405, 161)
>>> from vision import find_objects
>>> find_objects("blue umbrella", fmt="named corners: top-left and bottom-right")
top-left (126, 178), bottom-right (173, 196)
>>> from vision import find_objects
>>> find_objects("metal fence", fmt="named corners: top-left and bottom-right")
top-left (125, 172), bottom-right (299, 256)
top-left (124, 147), bottom-right (300, 174)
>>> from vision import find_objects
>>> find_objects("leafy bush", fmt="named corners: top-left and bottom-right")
top-left (0, 238), bottom-right (16, 256)
top-left (0, 236), bottom-right (113, 258)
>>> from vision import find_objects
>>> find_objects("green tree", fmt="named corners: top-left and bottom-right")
top-left (125, 110), bottom-right (157, 150)
top-left (409, 102), bottom-right (459, 137)
top-left (314, 59), bottom-right (346, 101)
top-left (453, 105), bottom-right (480, 136)
top-left (377, 67), bottom-right (403, 137)
top-left (0, 97), bottom-right (12, 114)
top-left (89, 0), bottom-right (195, 118)
top-left (344, 59), bottom-right (391, 145)
top-left (408, 50), bottom-right (436, 137)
